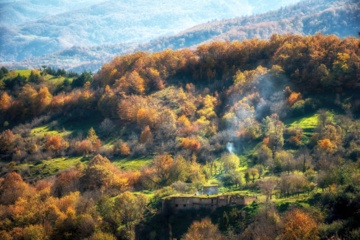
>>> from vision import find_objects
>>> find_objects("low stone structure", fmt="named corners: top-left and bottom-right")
top-left (162, 194), bottom-right (256, 213)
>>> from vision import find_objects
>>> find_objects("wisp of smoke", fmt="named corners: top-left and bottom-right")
top-left (226, 142), bottom-right (235, 154)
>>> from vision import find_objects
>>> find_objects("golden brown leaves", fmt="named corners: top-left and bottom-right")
top-left (280, 209), bottom-right (319, 240)
top-left (183, 218), bottom-right (224, 240)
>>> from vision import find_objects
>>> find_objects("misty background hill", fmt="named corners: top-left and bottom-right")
top-left (1, 0), bottom-right (359, 72)
top-left (0, 0), bottom-right (301, 62)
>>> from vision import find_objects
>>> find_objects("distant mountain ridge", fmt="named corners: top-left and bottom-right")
top-left (1, 0), bottom-right (302, 63)
top-left (2, 0), bottom-right (358, 72)
top-left (137, 0), bottom-right (359, 53)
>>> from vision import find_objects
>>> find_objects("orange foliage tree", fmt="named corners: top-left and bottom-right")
top-left (80, 154), bottom-right (129, 193)
top-left (119, 142), bottom-right (131, 156)
top-left (0, 172), bottom-right (30, 205)
top-left (0, 130), bottom-right (15, 154)
top-left (317, 138), bottom-right (337, 154)
top-left (36, 86), bottom-right (53, 112)
top-left (288, 92), bottom-right (302, 106)
top-left (0, 92), bottom-right (12, 111)
top-left (280, 209), bottom-right (319, 240)
top-left (181, 138), bottom-right (201, 152)
top-left (46, 135), bottom-right (69, 154)
top-left (140, 125), bottom-right (153, 144)
top-left (52, 168), bottom-right (81, 197)
top-left (183, 217), bottom-right (224, 240)
top-left (76, 139), bottom-right (93, 156)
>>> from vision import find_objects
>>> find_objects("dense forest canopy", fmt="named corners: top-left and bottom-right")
top-left (0, 34), bottom-right (360, 239)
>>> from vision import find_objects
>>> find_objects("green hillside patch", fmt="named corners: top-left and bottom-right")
top-left (286, 113), bottom-right (318, 132)
top-left (35, 157), bottom-right (85, 175)
top-left (112, 157), bottom-right (152, 171)
top-left (14, 70), bottom-right (33, 78)
top-left (14, 156), bottom-right (86, 180)
top-left (31, 124), bottom-right (72, 137)
top-left (285, 112), bottom-right (335, 138)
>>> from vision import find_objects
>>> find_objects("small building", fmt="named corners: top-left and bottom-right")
top-left (162, 194), bottom-right (256, 213)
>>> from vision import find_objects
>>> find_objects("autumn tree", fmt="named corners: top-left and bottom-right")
top-left (262, 114), bottom-right (284, 156)
top-left (274, 151), bottom-right (295, 174)
top-left (241, 207), bottom-right (282, 240)
top-left (145, 67), bottom-right (165, 91)
top-left (255, 144), bottom-right (273, 166)
top-left (22, 224), bottom-right (48, 240)
top-left (76, 139), bottom-right (93, 156)
top-left (279, 173), bottom-right (311, 197)
top-left (97, 85), bottom-right (118, 118)
top-left (280, 209), bottom-right (319, 240)
top-left (52, 168), bottom-right (81, 197)
top-left (181, 138), bottom-right (201, 152)
top-left (87, 127), bottom-right (98, 143)
top-left (0, 172), bottom-right (29, 205)
top-left (119, 142), bottom-right (131, 156)
top-left (18, 84), bottom-right (38, 116)
top-left (0, 92), bottom-right (12, 112)
top-left (197, 95), bottom-right (217, 120)
top-left (0, 129), bottom-right (15, 154)
top-left (46, 135), bottom-right (69, 155)
top-left (89, 232), bottom-right (117, 240)
top-left (258, 177), bottom-right (279, 201)
top-left (317, 109), bottom-right (331, 129)
top-left (248, 168), bottom-right (259, 183)
top-left (136, 107), bottom-right (159, 129)
top-left (85, 127), bottom-right (101, 152)
top-left (297, 146), bottom-right (312, 173)
top-left (112, 192), bottom-right (148, 240)
top-left (222, 170), bottom-right (242, 187)
top-left (116, 71), bottom-right (145, 95)
top-left (118, 95), bottom-right (148, 122)
top-left (80, 154), bottom-right (128, 193)
top-left (183, 217), bottom-right (224, 240)
top-left (113, 140), bottom-right (131, 157)
top-left (317, 138), bottom-right (337, 154)
top-left (36, 86), bottom-right (52, 112)
top-left (146, 154), bottom-right (174, 188)
top-left (221, 153), bottom-right (240, 173)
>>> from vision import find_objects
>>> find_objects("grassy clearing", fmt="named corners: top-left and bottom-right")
top-left (134, 190), bottom-right (155, 199)
top-left (112, 157), bottom-right (152, 171)
top-left (286, 113), bottom-right (319, 132)
top-left (14, 70), bottom-right (33, 78)
top-left (31, 124), bottom-right (72, 137)
top-left (0, 70), bottom-right (32, 81)
top-left (14, 156), bottom-right (86, 180)
top-left (34, 157), bottom-right (85, 175)
top-left (13, 155), bottom-right (152, 181)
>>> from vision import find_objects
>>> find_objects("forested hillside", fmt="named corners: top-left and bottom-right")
top-left (3, 0), bottom-right (358, 73)
top-left (0, 34), bottom-right (360, 239)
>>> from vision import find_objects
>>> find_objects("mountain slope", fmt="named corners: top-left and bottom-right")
top-left (3, 0), bottom-right (358, 72)
top-left (138, 0), bottom-right (359, 52)
top-left (0, 0), bottom-right (302, 63)
top-left (0, 0), bottom-right (103, 26)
